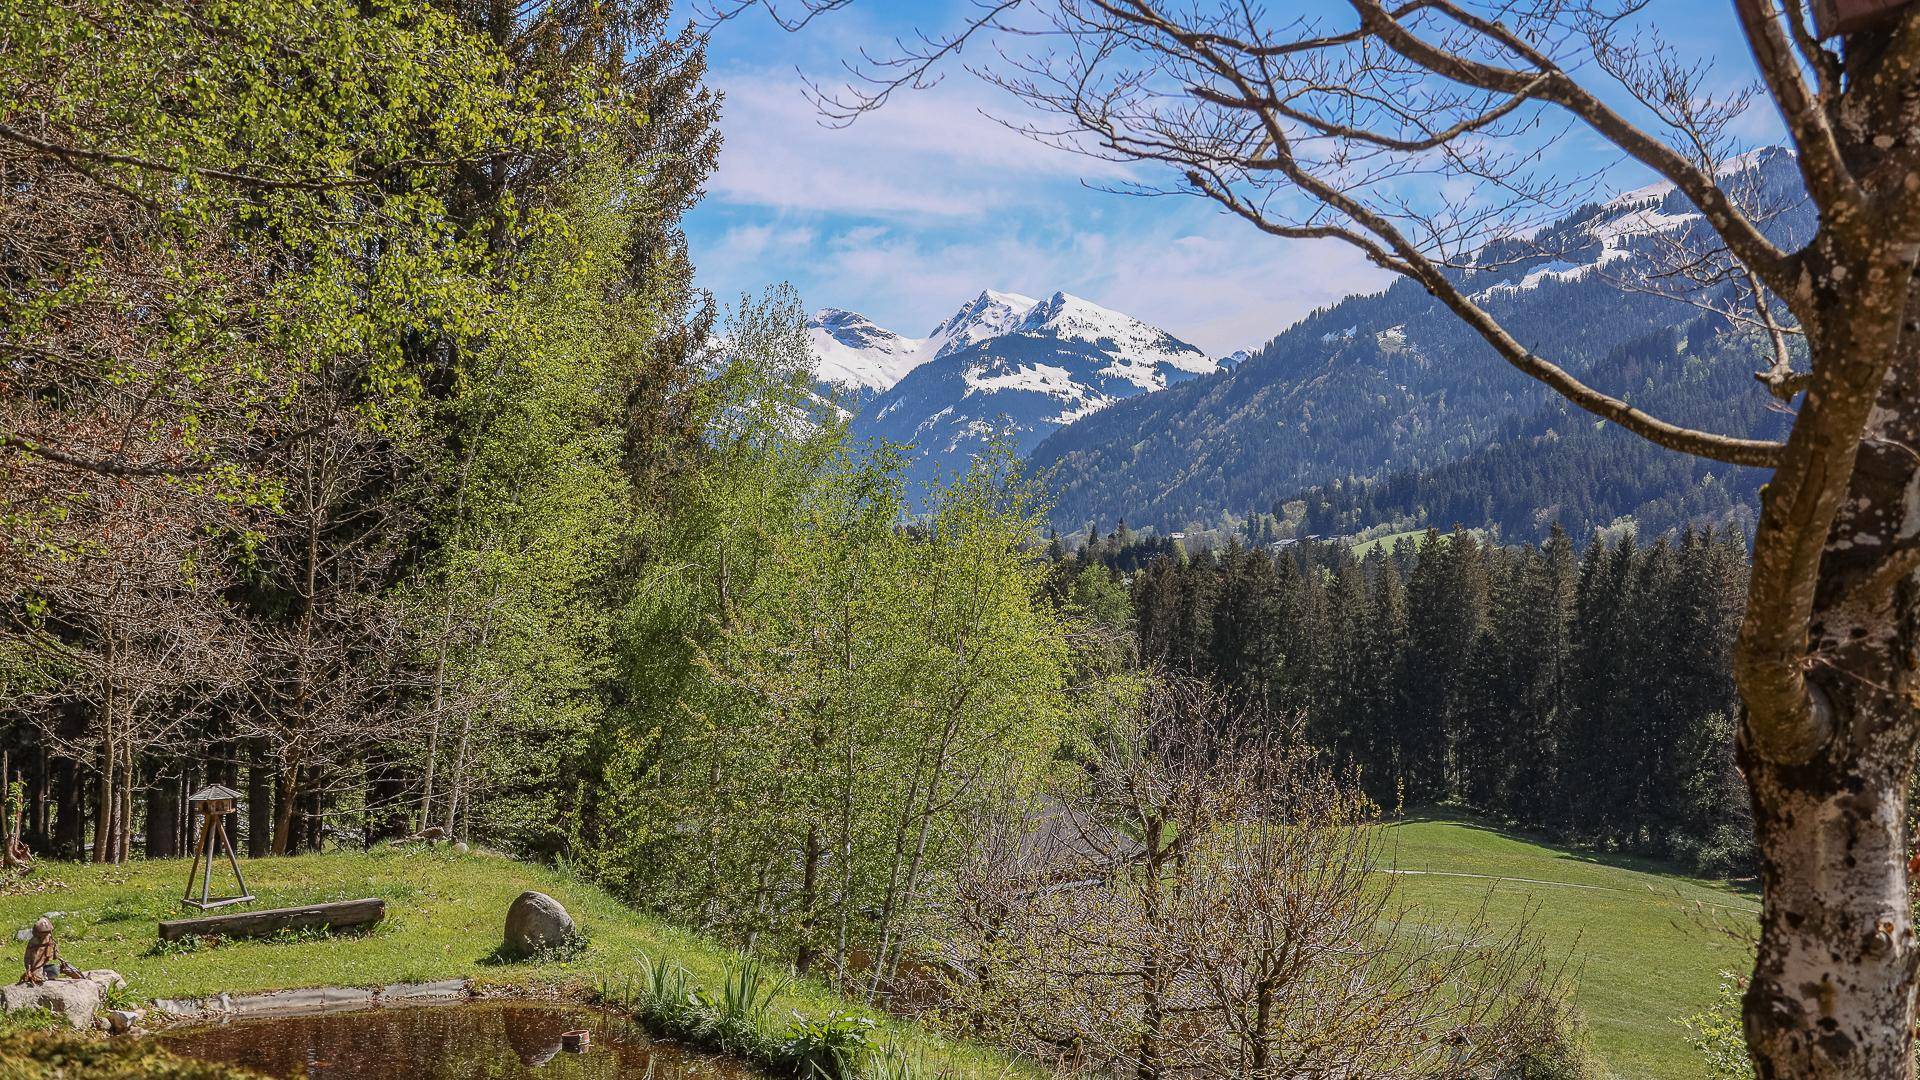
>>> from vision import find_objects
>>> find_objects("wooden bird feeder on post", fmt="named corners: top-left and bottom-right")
top-left (1813, 0), bottom-right (1915, 36)
top-left (182, 785), bottom-right (253, 910)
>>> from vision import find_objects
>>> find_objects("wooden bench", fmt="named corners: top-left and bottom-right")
top-left (158, 898), bottom-right (386, 942)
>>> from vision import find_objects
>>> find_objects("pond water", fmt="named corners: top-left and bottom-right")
top-left (161, 1001), bottom-right (765, 1080)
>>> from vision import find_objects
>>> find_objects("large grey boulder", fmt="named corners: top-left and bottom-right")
top-left (503, 891), bottom-right (574, 956)
top-left (0, 969), bottom-right (125, 1029)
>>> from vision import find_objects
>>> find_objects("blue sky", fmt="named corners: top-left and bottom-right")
top-left (681, 1), bottom-right (1780, 356)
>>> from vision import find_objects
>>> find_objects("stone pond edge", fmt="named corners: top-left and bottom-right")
top-left (152, 978), bottom-right (475, 1021)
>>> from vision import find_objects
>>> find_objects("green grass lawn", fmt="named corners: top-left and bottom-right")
top-left (1381, 816), bottom-right (1757, 1080)
top-left (1348, 527), bottom-right (1437, 557)
top-left (0, 846), bottom-right (1035, 1079)
top-left (0, 826), bottom-right (1750, 1079)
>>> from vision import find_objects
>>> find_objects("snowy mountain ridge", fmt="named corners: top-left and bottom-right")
top-left (1029, 145), bottom-right (1813, 535)
top-left (829, 289), bottom-right (1219, 506)
top-left (804, 289), bottom-right (1043, 404)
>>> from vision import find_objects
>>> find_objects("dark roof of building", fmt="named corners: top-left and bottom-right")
top-left (186, 784), bottom-right (244, 803)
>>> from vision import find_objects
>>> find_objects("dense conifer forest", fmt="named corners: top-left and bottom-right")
top-left (1057, 525), bottom-right (1754, 873)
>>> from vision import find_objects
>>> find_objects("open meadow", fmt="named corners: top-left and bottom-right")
top-left (1385, 818), bottom-right (1756, 1079)
top-left (0, 820), bottom-right (1752, 1079)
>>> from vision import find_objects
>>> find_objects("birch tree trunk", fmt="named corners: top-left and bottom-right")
top-left (442, 709), bottom-right (474, 839)
top-left (1739, 287), bottom-right (1920, 1078)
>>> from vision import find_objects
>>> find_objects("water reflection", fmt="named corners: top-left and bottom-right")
top-left (162, 1001), bottom-right (763, 1079)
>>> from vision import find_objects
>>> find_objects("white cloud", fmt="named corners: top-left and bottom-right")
top-left (739, 205), bottom-right (1387, 355)
top-left (707, 221), bottom-right (820, 263)
top-left (690, 64), bottom-right (1388, 356)
top-left (707, 68), bottom-right (1128, 220)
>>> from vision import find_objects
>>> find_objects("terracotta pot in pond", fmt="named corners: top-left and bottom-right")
top-left (560, 1029), bottom-right (590, 1053)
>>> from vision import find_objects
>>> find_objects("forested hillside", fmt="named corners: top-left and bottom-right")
top-left (1031, 150), bottom-right (1807, 540)
top-left (1060, 526), bottom-right (1753, 872)
top-left (1293, 325), bottom-right (1780, 541)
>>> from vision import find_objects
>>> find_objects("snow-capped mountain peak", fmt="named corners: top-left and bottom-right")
top-left (922, 289), bottom-right (1040, 361)
top-left (1016, 292), bottom-right (1217, 386)
top-left (844, 289), bottom-right (1218, 506)
top-left (807, 308), bottom-right (925, 396)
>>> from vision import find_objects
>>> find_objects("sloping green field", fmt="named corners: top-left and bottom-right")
top-left (0, 847), bottom-right (1034, 1078)
top-left (0, 826), bottom-right (1751, 1078)
top-left (1382, 817), bottom-right (1757, 1079)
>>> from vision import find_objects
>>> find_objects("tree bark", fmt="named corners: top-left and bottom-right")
top-left (28, 747), bottom-right (46, 849)
top-left (117, 744), bottom-right (132, 863)
top-left (443, 711), bottom-right (473, 839)
top-left (52, 756), bottom-right (82, 859)
top-left (1740, 295), bottom-right (1920, 1077)
top-left (92, 745), bottom-right (112, 864)
top-left (247, 739), bottom-right (271, 858)
top-left (271, 763), bottom-right (299, 856)
top-left (302, 783), bottom-right (322, 852)
top-left (794, 822), bottom-right (823, 976)
top-left (147, 764), bottom-right (177, 859)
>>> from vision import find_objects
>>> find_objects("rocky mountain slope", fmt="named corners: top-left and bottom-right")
top-left (803, 290), bottom-right (1222, 505)
top-left (852, 292), bottom-right (1218, 503)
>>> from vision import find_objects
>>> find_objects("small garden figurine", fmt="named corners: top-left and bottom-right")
top-left (19, 918), bottom-right (80, 985)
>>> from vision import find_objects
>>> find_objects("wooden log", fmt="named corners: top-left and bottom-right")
top-left (157, 898), bottom-right (385, 942)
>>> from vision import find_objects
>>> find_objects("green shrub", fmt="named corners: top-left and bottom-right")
top-left (706, 955), bottom-right (783, 1052)
top-left (779, 1013), bottom-right (877, 1080)
top-left (616, 952), bottom-right (914, 1079)
top-left (1679, 973), bottom-right (1753, 1079)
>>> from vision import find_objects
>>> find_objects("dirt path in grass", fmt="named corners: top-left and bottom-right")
top-left (1380, 868), bottom-right (1759, 913)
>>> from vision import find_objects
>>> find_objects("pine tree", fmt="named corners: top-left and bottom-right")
top-left (1562, 533), bottom-right (1638, 843)
top-left (1207, 542), bottom-right (1283, 705)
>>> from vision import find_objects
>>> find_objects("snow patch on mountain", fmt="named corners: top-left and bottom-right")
top-left (837, 289), bottom-right (1217, 506)
top-left (1471, 146), bottom-right (1801, 302)
top-left (1017, 292), bottom-right (1214, 381)
top-left (922, 290), bottom-right (1040, 361)
top-left (808, 308), bottom-right (925, 395)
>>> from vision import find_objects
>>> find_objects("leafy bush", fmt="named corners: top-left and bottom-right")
top-left (1679, 973), bottom-right (1753, 1079)
top-left (778, 1013), bottom-right (877, 1080)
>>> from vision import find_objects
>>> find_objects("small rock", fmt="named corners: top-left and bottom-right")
top-left (1, 969), bottom-right (124, 1029)
top-left (16, 914), bottom-right (63, 942)
top-left (105, 1007), bottom-right (144, 1033)
top-left (454, 842), bottom-right (470, 854)
top-left (503, 891), bottom-right (574, 956)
